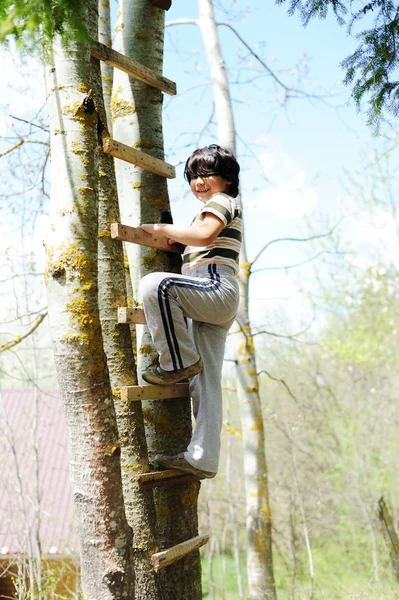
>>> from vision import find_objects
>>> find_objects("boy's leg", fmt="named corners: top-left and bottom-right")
top-left (184, 321), bottom-right (227, 474)
top-left (140, 269), bottom-right (237, 372)
top-left (140, 272), bottom-right (200, 371)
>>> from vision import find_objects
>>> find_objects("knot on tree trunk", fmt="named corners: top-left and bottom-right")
top-left (102, 567), bottom-right (125, 595)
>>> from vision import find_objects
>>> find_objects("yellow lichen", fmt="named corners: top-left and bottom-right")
top-left (139, 344), bottom-right (155, 356)
top-left (133, 140), bottom-right (156, 150)
top-left (106, 443), bottom-right (120, 455)
top-left (155, 503), bottom-right (170, 523)
top-left (67, 297), bottom-right (94, 330)
top-left (110, 96), bottom-right (136, 121)
top-left (98, 229), bottom-right (110, 238)
top-left (114, 22), bottom-right (125, 34)
top-left (181, 485), bottom-right (198, 507)
top-left (142, 248), bottom-right (161, 270)
top-left (76, 83), bottom-right (90, 94)
top-left (78, 186), bottom-right (94, 200)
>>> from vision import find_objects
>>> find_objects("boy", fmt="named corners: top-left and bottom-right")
top-left (139, 144), bottom-right (242, 479)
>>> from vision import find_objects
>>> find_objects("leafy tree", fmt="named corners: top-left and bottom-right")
top-left (276, 0), bottom-right (399, 124)
top-left (0, 0), bottom-right (89, 51)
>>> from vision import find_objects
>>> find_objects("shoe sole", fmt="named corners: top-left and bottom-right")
top-left (142, 362), bottom-right (203, 386)
top-left (156, 457), bottom-right (215, 479)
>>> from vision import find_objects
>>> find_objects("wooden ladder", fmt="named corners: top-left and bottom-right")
top-left (91, 3), bottom-right (209, 570)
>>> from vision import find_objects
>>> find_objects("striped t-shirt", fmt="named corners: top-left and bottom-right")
top-left (182, 193), bottom-right (242, 275)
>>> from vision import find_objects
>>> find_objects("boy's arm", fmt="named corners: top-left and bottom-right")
top-left (139, 213), bottom-right (224, 247)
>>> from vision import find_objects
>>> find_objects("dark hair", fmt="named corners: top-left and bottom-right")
top-left (184, 144), bottom-right (240, 198)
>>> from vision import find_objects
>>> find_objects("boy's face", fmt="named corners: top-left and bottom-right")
top-left (190, 175), bottom-right (231, 203)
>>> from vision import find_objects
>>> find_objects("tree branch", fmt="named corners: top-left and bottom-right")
top-left (251, 217), bottom-right (344, 268)
top-left (165, 18), bottom-right (198, 27)
top-left (258, 368), bottom-right (298, 403)
top-left (252, 249), bottom-right (348, 273)
top-left (0, 140), bottom-right (24, 157)
top-left (1, 312), bottom-right (47, 353)
top-left (9, 114), bottom-right (50, 132)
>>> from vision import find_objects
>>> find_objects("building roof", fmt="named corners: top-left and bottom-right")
top-left (0, 389), bottom-right (77, 557)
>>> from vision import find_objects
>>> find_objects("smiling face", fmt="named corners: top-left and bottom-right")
top-left (190, 174), bottom-right (231, 203)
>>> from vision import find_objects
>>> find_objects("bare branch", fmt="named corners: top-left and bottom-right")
top-left (9, 114), bottom-right (50, 132)
top-left (0, 138), bottom-right (49, 159)
top-left (252, 316), bottom-right (316, 340)
top-left (0, 140), bottom-right (24, 157)
top-left (1, 313), bottom-right (47, 353)
top-left (252, 249), bottom-right (348, 273)
top-left (217, 21), bottom-right (324, 103)
top-left (258, 369), bottom-right (298, 403)
top-left (251, 217), bottom-right (344, 268)
top-left (165, 18), bottom-right (198, 27)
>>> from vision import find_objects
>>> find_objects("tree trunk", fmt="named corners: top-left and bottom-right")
top-left (45, 2), bottom-right (134, 596)
top-left (197, 1), bottom-right (276, 598)
top-left (378, 497), bottom-right (399, 581)
top-left (93, 49), bottom-right (163, 598)
top-left (98, 0), bottom-right (113, 132)
top-left (112, 1), bottom-right (202, 598)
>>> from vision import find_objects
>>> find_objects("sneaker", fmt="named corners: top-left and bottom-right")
top-left (142, 358), bottom-right (203, 386)
top-left (154, 453), bottom-right (216, 479)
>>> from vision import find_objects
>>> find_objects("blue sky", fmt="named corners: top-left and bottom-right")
top-left (156, 0), bottom-right (387, 325)
top-left (0, 0), bottom-right (396, 333)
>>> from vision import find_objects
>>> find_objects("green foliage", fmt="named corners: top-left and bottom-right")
top-left (0, 0), bottom-right (89, 54)
top-left (276, 0), bottom-right (399, 125)
top-left (324, 264), bottom-right (399, 368)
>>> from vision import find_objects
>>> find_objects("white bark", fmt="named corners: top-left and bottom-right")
top-left (197, 1), bottom-right (276, 598)
top-left (94, 48), bottom-right (161, 598)
top-left (112, 2), bottom-right (202, 598)
top-left (44, 3), bottom-right (134, 596)
top-left (98, 0), bottom-right (113, 132)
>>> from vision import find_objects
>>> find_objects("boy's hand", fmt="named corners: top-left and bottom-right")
top-left (139, 224), bottom-right (158, 234)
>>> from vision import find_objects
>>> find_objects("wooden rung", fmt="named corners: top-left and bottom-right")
top-left (121, 383), bottom-right (189, 402)
top-left (137, 469), bottom-right (199, 489)
top-left (91, 42), bottom-right (176, 96)
top-left (103, 138), bottom-right (176, 179)
top-left (118, 307), bottom-right (146, 325)
top-left (151, 534), bottom-right (209, 571)
top-left (110, 223), bottom-right (182, 254)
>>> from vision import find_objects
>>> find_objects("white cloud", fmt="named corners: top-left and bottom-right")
top-left (257, 185), bottom-right (319, 219)
top-left (348, 208), bottom-right (399, 266)
top-left (0, 46), bottom-right (46, 128)
top-left (248, 137), bottom-right (320, 219)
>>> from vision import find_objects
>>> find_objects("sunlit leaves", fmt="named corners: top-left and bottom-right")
top-left (276, 0), bottom-right (399, 124)
top-left (0, 0), bottom-right (89, 54)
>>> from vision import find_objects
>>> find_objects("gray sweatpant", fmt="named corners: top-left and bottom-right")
top-left (140, 264), bottom-right (239, 473)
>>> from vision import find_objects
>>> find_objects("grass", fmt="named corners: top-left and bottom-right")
top-left (201, 553), bottom-right (399, 599)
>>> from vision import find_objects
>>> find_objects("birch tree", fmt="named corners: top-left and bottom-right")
top-left (167, 2), bottom-right (277, 597)
top-left (44, 0), bottom-right (135, 596)
top-left (111, 1), bottom-right (202, 598)
top-left (197, 3), bottom-right (276, 597)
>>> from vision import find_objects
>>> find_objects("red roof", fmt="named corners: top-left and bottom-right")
top-left (0, 390), bottom-right (77, 556)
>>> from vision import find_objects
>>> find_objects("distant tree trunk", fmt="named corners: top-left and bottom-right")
top-left (112, 1), bottom-right (202, 598)
top-left (197, 1), bottom-right (276, 598)
top-left (44, 1), bottom-right (134, 596)
top-left (378, 497), bottom-right (399, 581)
